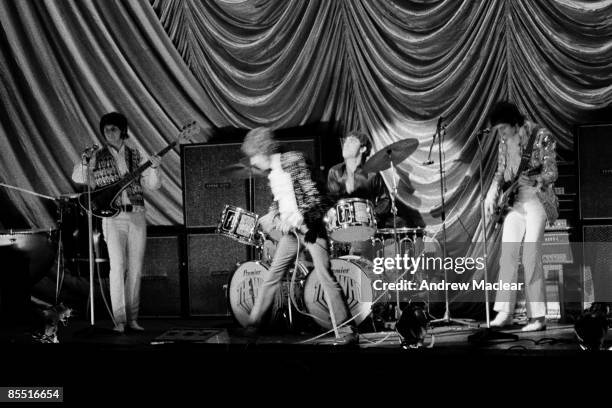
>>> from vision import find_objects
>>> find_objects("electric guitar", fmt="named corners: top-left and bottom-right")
top-left (78, 121), bottom-right (199, 218)
top-left (492, 165), bottom-right (542, 225)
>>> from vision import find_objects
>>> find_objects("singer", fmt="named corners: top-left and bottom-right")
top-left (484, 101), bottom-right (559, 332)
top-left (240, 127), bottom-right (358, 344)
top-left (71, 112), bottom-right (162, 333)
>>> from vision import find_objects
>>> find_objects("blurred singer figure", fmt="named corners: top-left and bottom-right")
top-left (242, 127), bottom-right (357, 344)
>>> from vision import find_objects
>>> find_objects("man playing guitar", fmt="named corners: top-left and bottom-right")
top-left (71, 112), bottom-right (162, 333)
top-left (484, 101), bottom-right (559, 332)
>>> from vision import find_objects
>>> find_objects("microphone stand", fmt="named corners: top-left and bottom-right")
top-left (468, 130), bottom-right (518, 343)
top-left (425, 118), bottom-right (472, 328)
top-left (74, 151), bottom-right (114, 337)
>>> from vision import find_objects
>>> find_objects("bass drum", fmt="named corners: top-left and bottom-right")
top-left (303, 256), bottom-right (375, 330)
top-left (227, 261), bottom-right (308, 328)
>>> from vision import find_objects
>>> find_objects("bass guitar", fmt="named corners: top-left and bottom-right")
top-left (78, 121), bottom-right (199, 218)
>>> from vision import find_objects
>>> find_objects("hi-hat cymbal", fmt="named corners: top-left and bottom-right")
top-left (220, 162), bottom-right (267, 179)
top-left (362, 138), bottom-right (418, 173)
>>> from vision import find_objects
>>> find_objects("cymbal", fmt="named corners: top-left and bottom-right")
top-left (362, 138), bottom-right (418, 173)
top-left (220, 162), bottom-right (267, 179)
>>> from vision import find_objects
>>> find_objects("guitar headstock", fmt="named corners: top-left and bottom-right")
top-left (177, 121), bottom-right (201, 145)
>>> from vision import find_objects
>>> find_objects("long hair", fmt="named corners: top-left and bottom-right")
top-left (488, 101), bottom-right (525, 128)
top-left (241, 127), bottom-right (280, 157)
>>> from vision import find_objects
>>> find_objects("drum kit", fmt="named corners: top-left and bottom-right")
top-left (217, 137), bottom-right (442, 332)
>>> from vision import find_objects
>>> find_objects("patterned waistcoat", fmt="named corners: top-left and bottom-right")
top-left (92, 146), bottom-right (145, 207)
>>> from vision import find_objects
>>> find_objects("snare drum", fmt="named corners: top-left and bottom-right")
top-left (303, 256), bottom-right (375, 329)
top-left (324, 198), bottom-right (376, 243)
top-left (227, 261), bottom-right (308, 328)
top-left (216, 205), bottom-right (260, 246)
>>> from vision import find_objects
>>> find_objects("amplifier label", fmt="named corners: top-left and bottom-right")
top-left (204, 182), bottom-right (231, 189)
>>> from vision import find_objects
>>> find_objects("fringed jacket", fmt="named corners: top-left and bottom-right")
top-left (268, 151), bottom-right (329, 236)
top-left (489, 120), bottom-right (559, 223)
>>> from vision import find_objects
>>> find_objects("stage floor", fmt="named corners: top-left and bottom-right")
top-left (2, 316), bottom-right (611, 401)
top-left (0, 316), bottom-right (591, 351)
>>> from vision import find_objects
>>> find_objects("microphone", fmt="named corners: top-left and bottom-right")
top-left (81, 144), bottom-right (99, 163)
top-left (424, 116), bottom-right (445, 165)
top-left (83, 144), bottom-right (99, 153)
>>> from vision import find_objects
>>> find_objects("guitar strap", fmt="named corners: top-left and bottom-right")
top-left (515, 125), bottom-right (540, 177)
top-left (126, 146), bottom-right (134, 173)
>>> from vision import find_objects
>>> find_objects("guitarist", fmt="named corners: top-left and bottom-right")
top-left (71, 112), bottom-right (162, 333)
top-left (484, 101), bottom-right (559, 332)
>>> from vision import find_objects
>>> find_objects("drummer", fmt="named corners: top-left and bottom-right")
top-left (327, 131), bottom-right (424, 258)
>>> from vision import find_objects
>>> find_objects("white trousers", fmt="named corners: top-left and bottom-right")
top-left (102, 211), bottom-right (147, 324)
top-left (494, 190), bottom-right (547, 319)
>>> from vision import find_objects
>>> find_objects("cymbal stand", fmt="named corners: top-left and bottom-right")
top-left (387, 151), bottom-right (403, 320)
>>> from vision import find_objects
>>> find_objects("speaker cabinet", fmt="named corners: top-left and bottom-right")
top-left (577, 124), bottom-right (612, 220)
top-left (182, 138), bottom-right (319, 224)
top-left (582, 225), bottom-right (612, 303)
top-left (182, 143), bottom-right (247, 228)
top-left (140, 234), bottom-right (182, 317)
top-left (187, 233), bottom-right (248, 316)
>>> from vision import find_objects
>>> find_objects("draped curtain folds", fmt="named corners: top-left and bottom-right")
top-left (1, 1), bottom-right (611, 312)
top-left (149, 0), bottom-right (611, 249)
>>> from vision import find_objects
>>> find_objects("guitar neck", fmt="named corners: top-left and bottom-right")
top-left (120, 141), bottom-right (177, 186)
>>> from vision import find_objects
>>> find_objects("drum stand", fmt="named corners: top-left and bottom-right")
top-left (425, 119), bottom-right (472, 328)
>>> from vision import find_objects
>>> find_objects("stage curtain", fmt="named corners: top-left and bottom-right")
top-left (1, 0), bottom-right (611, 314)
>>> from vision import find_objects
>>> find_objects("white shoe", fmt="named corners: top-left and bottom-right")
top-left (113, 323), bottom-right (125, 333)
top-left (128, 321), bottom-right (145, 331)
top-left (490, 312), bottom-right (512, 328)
top-left (521, 319), bottom-right (546, 332)
top-left (333, 326), bottom-right (359, 346)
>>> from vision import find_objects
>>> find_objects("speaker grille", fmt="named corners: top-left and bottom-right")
top-left (187, 233), bottom-right (248, 315)
top-left (140, 235), bottom-right (181, 317)
top-left (578, 124), bottom-right (612, 220)
top-left (583, 225), bottom-right (612, 303)
top-left (182, 143), bottom-right (247, 228)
